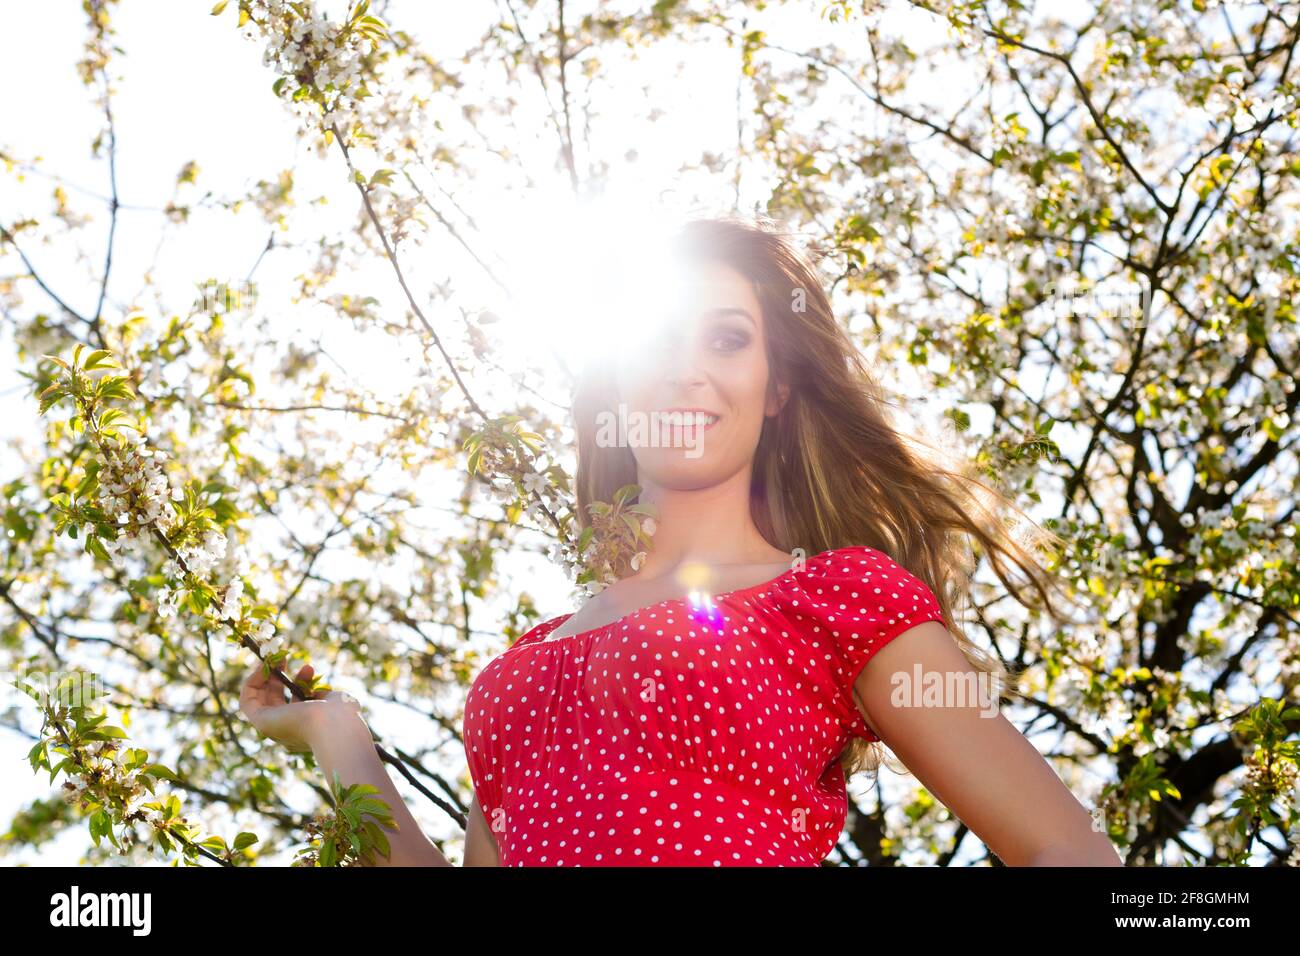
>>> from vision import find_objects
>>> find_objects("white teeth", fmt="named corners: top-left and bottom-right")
top-left (663, 412), bottom-right (718, 426)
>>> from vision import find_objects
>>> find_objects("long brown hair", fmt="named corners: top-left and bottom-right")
top-left (571, 214), bottom-right (1075, 777)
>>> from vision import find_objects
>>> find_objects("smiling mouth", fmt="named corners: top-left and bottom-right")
top-left (659, 411), bottom-right (720, 431)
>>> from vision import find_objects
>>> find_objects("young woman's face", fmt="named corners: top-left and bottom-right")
top-left (613, 260), bottom-right (787, 490)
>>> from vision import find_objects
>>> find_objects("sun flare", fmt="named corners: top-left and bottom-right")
top-left (497, 196), bottom-right (699, 378)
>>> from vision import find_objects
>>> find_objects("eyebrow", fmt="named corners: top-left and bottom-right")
top-left (699, 307), bottom-right (757, 329)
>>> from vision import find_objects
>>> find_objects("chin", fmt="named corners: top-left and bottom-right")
top-left (637, 456), bottom-right (734, 490)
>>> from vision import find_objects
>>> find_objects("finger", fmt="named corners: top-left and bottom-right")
top-left (288, 664), bottom-right (314, 699)
top-left (239, 662), bottom-right (271, 710)
top-left (258, 663), bottom-right (295, 707)
top-left (296, 664), bottom-right (326, 699)
top-left (242, 660), bottom-right (269, 691)
top-left (300, 665), bottom-right (327, 698)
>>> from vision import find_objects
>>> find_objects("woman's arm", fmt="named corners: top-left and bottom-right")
top-left (307, 706), bottom-right (455, 866)
top-left (464, 798), bottom-right (501, 866)
top-left (853, 621), bottom-right (1123, 867)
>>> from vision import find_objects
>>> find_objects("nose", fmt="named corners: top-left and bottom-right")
top-left (665, 366), bottom-right (707, 389)
top-left (621, 317), bottom-right (706, 388)
top-left (663, 340), bottom-right (708, 389)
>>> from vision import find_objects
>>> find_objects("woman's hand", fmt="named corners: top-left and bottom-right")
top-left (238, 660), bottom-right (361, 753)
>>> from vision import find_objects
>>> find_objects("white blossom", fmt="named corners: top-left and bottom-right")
top-left (218, 578), bottom-right (243, 622)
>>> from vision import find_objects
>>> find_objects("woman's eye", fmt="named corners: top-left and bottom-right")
top-left (709, 329), bottom-right (751, 351)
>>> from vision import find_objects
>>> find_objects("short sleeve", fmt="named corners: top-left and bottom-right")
top-left (461, 614), bottom-right (568, 834)
top-left (788, 546), bottom-right (947, 742)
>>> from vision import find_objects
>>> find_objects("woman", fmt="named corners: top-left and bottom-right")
top-left (241, 215), bottom-right (1122, 867)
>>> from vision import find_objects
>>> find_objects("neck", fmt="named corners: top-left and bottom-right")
top-left (632, 466), bottom-right (781, 578)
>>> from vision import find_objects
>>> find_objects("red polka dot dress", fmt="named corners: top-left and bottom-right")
top-left (461, 545), bottom-right (947, 866)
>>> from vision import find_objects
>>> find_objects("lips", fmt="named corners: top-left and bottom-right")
top-left (663, 417), bottom-right (719, 431)
top-left (662, 419), bottom-right (719, 434)
top-left (659, 408), bottom-right (721, 430)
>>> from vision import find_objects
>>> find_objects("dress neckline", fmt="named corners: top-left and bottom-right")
top-left (532, 550), bottom-right (841, 645)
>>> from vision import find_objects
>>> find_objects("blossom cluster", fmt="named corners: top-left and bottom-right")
top-left (98, 431), bottom-right (180, 540)
top-left (486, 467), bottom-right (659, 597)
top-left (484, 465), bottom-right (565, 528)
top-left (59, 743), bottom-right (169, 829)
top-left (91, 427), bottom-right (278, 657)
top-left (236, 0), bottom-right (383, 138)
top-left (484, 469), bottom-right (591, 585)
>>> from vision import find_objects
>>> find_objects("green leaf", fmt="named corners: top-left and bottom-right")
top-left (86, 535), bottom-right (111, 563)
top-left (82, 349), bottom-right (118, 370)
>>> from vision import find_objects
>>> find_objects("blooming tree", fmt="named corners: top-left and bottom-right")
top-left (0, 0), bottom-right (1297, 866)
